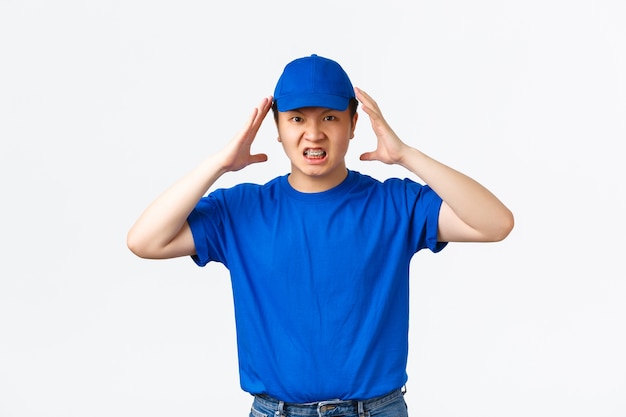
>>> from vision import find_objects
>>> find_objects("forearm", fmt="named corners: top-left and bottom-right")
top-left (398, 146), bottom-right (514, 241)
top-left (126, 154), bottom-right (227, 258)
top-left (127, 96), bottom-right (272, 258)
top-left (354, 87), bottom-right (513, 241)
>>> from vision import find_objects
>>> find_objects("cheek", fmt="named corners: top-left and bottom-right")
top-left (277, 135), bottom-right (300, 155)
top-left (277, 125), bottom-right (296, 141)
top-left (277, 127), bottom-right (303, 148)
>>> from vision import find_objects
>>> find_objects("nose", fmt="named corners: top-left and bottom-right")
top-left (303, 120), bottom-right (324, 142)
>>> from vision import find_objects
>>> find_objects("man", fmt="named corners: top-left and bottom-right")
top-left (127, 54), bottom-right (514, 416)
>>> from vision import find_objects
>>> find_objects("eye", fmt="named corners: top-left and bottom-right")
top-left (323, 115), bottom-right (336, 121)
top-left (291, 116), bottom-right (303, 123)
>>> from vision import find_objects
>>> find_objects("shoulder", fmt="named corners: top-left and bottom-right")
top-left (350, 170), bottom-right (425, 194)
top-left (199, 175), bottom-right (286, 214)
top-left (212, 175), bottom-right (284, 198)
top-left (350, 172), bottom-right (442, 216)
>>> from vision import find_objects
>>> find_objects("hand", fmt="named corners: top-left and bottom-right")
top-left (218, 96), bottom-right (273, 172)
top-left (355, 87), bottom-right (409, 165)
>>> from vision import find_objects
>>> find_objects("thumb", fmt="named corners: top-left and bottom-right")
top-left (359, 151), bottom-right (376, 161)
top-left (249, 153), bottom-right (269, 164)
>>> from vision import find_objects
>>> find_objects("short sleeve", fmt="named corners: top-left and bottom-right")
top-left (187, 193), bottom-right (227, 267)
top-left (403, 180), bottom-right (447, 254)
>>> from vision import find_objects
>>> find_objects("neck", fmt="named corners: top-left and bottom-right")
top-left (287, 168), bottom-right (349, 193)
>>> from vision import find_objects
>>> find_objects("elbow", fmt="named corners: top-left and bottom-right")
top-left (491, 209), bottom-right (515, 242)
top-left (126, 230), bottom-right (151, 259)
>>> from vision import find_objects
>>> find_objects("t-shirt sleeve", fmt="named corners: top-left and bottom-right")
top-left (404, 180), bottom-right (447, 254)
top-left (186, 193), bottom-right (228, 267)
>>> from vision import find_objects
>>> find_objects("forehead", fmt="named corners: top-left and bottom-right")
top-left (280, 107), bottom-right (347, 116)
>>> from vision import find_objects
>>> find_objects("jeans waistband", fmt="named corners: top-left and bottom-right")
top-left (254, 387), bottom-right (405, 417)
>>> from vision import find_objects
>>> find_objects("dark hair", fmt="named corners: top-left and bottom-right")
top-left (271, 98), bottom-right (359, 124)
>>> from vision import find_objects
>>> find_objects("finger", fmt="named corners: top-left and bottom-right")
top-left (237, 96), bottom-right (271, 146)
top-left (359, 151), bottom-right (377, 161)
top-left (356, 92), bottom-right (385, 125)
top-left (256, 96), bottom-right (273, 118)
top-left (233, 107), bottom-right (258, 141)
top-left (249, 153), bottom-right (269, 164)
top-left (355, 87), bottom-right (371, 101)
top-left (355, 88), bottom-right (377, 110)
top-left (247, 96), bottom-right (273, 140)
top-left (250, 96), bottom-right (273, 130)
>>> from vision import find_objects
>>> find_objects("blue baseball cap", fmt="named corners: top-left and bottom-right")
top-left (273, 54), bottom-right (355, 112)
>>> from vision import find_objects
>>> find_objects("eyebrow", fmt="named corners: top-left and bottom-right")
top-left (284, 107), bottom-right (338, 115)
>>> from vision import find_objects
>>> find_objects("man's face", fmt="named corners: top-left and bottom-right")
top-left (276, 106), bottom-right (358, 192)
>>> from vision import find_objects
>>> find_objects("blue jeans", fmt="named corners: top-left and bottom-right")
top-left (250, 388), bottom-right (408, 417)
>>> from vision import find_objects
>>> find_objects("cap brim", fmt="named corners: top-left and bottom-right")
top-left (276, 93), bottom-right (350, 112)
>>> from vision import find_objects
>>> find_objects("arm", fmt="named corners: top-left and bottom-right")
top-left (355, 88), bottom-right (514, 243)
top-left (126, 96), bottom-right (273, 259)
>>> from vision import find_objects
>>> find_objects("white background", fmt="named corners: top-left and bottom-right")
top-left (1, 1), bottom-right (625, 416)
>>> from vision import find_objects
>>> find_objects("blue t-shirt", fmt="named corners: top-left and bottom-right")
top-left (187, 170), bottom-right (446, 402)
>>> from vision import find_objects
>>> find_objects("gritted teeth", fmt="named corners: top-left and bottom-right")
top-left (304, 149), bottom-right (326, 158)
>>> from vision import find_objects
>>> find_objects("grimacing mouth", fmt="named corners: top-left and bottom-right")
top-left (304, 148), bottom-right (327, 158)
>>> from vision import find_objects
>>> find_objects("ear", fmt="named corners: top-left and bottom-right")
top-left (350, 112), bottom-right (359, 139)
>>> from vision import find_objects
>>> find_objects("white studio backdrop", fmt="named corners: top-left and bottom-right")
top-left (1, 1), bottom-right (625, 416)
